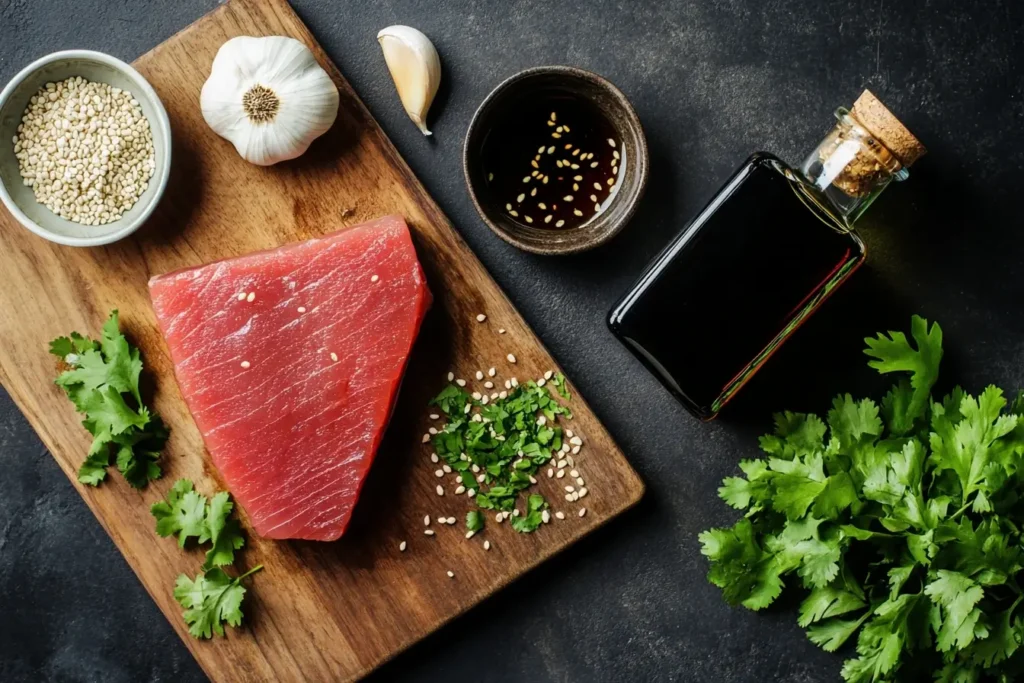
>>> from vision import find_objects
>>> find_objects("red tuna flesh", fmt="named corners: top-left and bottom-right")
top-left (149, 215), bottom-right (432, 541)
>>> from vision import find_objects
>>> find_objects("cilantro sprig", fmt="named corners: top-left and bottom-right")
top-left (429, 378), bottom-right (572, 532)
top-left (153, 479), bottom-right (257, 638)
top-left (700, 316), bottom-right (1024, 681)
top-left (50, 311), bottom-right (168, 488)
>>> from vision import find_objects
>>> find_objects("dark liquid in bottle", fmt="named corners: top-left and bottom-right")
top-left (608, 153), bottom-right (865, 419)
top-left (479, 93), bottom-right (624, 230)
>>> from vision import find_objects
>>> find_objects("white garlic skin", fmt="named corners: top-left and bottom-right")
top-left (201, 36), bottom-right (340, 166)
top-left (377, 25), bottom-right (441, 136)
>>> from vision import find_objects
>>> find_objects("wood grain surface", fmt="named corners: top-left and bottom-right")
top-left (0, 0), bottom-right (644, 680)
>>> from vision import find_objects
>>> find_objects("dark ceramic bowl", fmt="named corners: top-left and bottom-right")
top-left (463, 66), bottom-right (648, 255)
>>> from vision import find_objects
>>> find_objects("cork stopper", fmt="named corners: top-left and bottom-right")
top-left (850, 90), bottom-right (926, 167)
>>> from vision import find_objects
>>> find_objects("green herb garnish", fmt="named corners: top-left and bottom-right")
top-left (430, 379), bottom-right (570, 532)
top-left (174, 565), bottom-right (262, 639)
top-left (151, 478), bottom-right (246, 570)
top-left (50, 310), bottom-right (168, 488)
top-left (700, 315), bottom-right (1024, 682)
top-left (466, 510), bottom-right (484, 532)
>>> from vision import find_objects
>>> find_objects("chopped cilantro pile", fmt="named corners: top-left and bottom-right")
top-left (49, 310), bottom-right (168, 488)
top-left (430, 375), bottom-right (571, 533)
top-left (700, 316), bottom-right (1024, 681)
top-left (153, 479), bottom-right (259, 639)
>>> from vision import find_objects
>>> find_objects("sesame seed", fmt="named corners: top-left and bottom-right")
top-left (475, 370), bottom-right (484, 380)
top-left (537, 202), bottom-right (547, 210)
top-left (567, 430), bottom-right (574, 438)
top-left (421, 433), bottom-right (430, 444)
top-left (593, 182), bottom-right (602, 191)
top-left (552, 132), bottom-right (561, 139)
top-left (504, 379), bottom-right (512, 389)
top-left (240, 360), bottom-right (250, 369)
top-left (613, 150), bottom-right (620, 160)
top-left (488, 172), bottom-right (494, 180)
top-left (436, 485), bottom-right (444, 496)
top-left (570, 469), bottom-right (579, 477)
top-left (542, 510), bottom-right (551, 523)
top-left (488, 367), bottom-right (496, 377)
top-left (512, 509), bottom-right (520, 517)
top-left (495, 513), bottom-right (504, 523)
top-left (455, 485), bottom-right (466, 495)
top-left (465, 530), bottom-right (476, 539)
top-left (330, 352), bottom-right (339, 362)
top-left (430, 413), bottom-right (440, 420)
top-left (507, 353), bottom-right (517, 363)
top-left (523, 176), bottom-right (531, 183)
top-left (472, 392), bottom-right (482, 400)
top-left (573, 209), bottom-right (583, 216)
top-left (456, 378), bottom-right (467, 386)
top-left (516, 194), bottom-right (525, 203)
top-left (595, 203), bottom-right (601, 212)
top-left (246, 292), bottom-right (256, 302)
top-left (538, 378), bottom-right (547, 387)
top-left (530, 187), bottom-right (538, 197)
top-left (570, 163), bottom-right (579, 169)
top-left (499, 391), bottom-right (507, 398)
top-left (484, 540), bottom-right (491, 551)
top-left (371, 274), bottom-right (380, 283)
top-left (572, 445), bottom-right (581, 454)
top-left (429, 427), bottom-right (438, 435)
top-left (608, 177), bottom-right (615, 186)
top-left (545, 215), bottom-right (553, 223)
top-left (542, 176), bottom-right (549, 184)
top-left (400, 541), bottom-right (407, 551)
top-left (430, 453), bottom-right (439, 463)
top-left (572, 148), bottom-right (579, 156)
top-left (484, 381), bottom-right (494, 389)
top-left (565, 485), bottom-right (575, 493)
top-left (573, 183), bottom-right (579, 191)
top-left (509, 210), bottom-right (519, 217)
top-left (464, 404), bottom-right (471, 415)
top-left (499, 328), bottom-right (506, 334)
top-left (564, 125), bottom-right (571, 132)
top-left (481, 395), bottom-right (489, 405)
top-left (556, 126), bottom-right (564, 133)
top-left (608, 138), bottom-right (616, 147)
top-left (434, 469), bottom-right (443, 478)
top-left (577, 477), bottom-right (585, 486)
top-left (579, 487), bottom-right (588, 498)
top-left (531, 170), bottom-right (540, 177)
top-left (537, 145), bottom-right (545, 154)
top-left (550, 112), bottom-right (557, 121)
top-left (236, 292), bottom-right (246, 301)
top-left (297, 306), bottom-right (307, 314)
top-left (556, 469), bottom-right (565, 479)
top-left (571, 491), bottom-right (579, 501)
top-left (563, 195), bottom-right (573, 202)
top-left (612, 166), bottom-right (618, 175)
top-left (547, 119), bottom-right (556, 127)
top-left (447, 516), bottom-right (456, 524)
top-left (525, 216), bottom-right (533, 223)
top-left (564, 493), bottom-right (573, 501)
top-left (425, 529), bottom-right (435, 536)
top-left (590, 162), bottom-right (599, 168)
top-left (448, 372), bottom-right (455, 381)
top-left (579, 508), bottom-right (587, 517)
top-left (511, 377), bottom-right (519, 387)
top-left (547, 146), bottom-right (555, 154)
top-left (555, 220), bottom-right (565, 227)
top-left (447, 570), bottom-right (455, 578)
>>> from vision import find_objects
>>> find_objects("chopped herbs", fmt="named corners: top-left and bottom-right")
top-left (429, 376), bottom-right (574, 533)
top-left (50, 310), bottom-right (168, 488)
top-left (174, 565), bottom-right (262, 639)
top-left (466, 510), bottom-right (483, 532)
top-left (699, 316), bottom-right (1024, 682)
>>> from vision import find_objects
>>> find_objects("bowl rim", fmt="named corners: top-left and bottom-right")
top-left (462, 65), bottom-right (648, 255)
top-left (0, 49), bottom-right (172, 248)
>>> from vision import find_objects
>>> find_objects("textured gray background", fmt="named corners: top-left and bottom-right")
top-left (2, 1), bottom-right (1023, 681)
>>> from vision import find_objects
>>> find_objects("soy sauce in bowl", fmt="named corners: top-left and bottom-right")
top-left (480, 94), bottom-right (624, 231)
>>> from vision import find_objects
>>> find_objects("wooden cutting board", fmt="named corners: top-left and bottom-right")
top-left (0, 0), bottom-right (644, 680)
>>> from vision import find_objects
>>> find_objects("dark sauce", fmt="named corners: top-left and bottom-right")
top-left (480, 93), bottom-right (624, 230)
top-left (608, 153), bottom-right (865, 419)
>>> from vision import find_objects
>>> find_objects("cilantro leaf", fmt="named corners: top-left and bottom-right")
top-left (466, 510), bottom-right (484, 532)
top-left (863, 315), bottom-right (942, 427)
top-left (50, 311), bottom-right (166, 488)
top-left (202, 492), bottom-right (246, 570)
top-left (151, 479), bottom-right (208, 547)
top-left (925, 570), bottom-right (987, 652)
top-left (174, 565), bottom-right (262, 639)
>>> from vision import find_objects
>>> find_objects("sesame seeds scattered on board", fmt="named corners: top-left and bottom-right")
top-left (456, 378), bottom-right (467, 387)
top-left (447, 570), bottom-right (455, 579)
top-left (499, 328), bottom-right (506, 334)
top-left (476, 313), bottom-right (487, 322)
top-left (425, 529), bottom-right (435, 536)
top-left (607, 138), bottom-right (616, 147)
top-left (579, 508), bottom-right (587, 517)
top-left (483, 540), bottom-right (491, 551)
top-left (507, 353), bottom-right (517, 363)
top-left (448, 372), bottom-right (455, 381)
top-left (399, 541), bottom-right (407, 551)
top-left (436, 485), bottom-right (444, 496)
top-left (555, 511), bottom-right (566, 520)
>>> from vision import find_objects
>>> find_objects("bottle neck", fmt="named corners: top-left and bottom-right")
top-left (798, 108), bottom-right (909, 224)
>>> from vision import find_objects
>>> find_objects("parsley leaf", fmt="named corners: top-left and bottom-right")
top-left (51, 311), bottom-right (167, 487)
top-left (202, 492), bottom-right (246, 570)
top-left (174, 565), bottom-right (262, 639)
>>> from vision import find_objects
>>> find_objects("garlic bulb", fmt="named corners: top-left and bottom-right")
top-left (201, 36), bottom-right (340, 166)
top-left (377, 26), bottom-right (441, 136)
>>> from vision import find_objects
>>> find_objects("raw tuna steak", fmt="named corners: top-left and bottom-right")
top-left (149, 215), bottom-right (432, 541)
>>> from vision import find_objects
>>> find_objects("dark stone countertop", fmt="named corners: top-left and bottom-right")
top-left (2, 1), bottom-right (1023, 681)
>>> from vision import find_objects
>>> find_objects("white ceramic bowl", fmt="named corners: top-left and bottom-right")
top-left (0, 50), bottom-right (171, 247)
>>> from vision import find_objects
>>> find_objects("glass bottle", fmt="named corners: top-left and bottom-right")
top-left (608, 90), bottom-right (925, 420)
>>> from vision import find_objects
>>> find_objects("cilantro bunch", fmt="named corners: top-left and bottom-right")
top-left (430, 376), bottom-right (571, 533)
top-left (152, 479), bottom-right (261, 639)
top-left (49, 311), bottom-right (168, 488)
top-left (700, 316), bottom-right (1024, 681)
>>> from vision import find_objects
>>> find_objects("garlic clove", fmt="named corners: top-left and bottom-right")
top-left (377, 25), bottom-right (441, 136)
